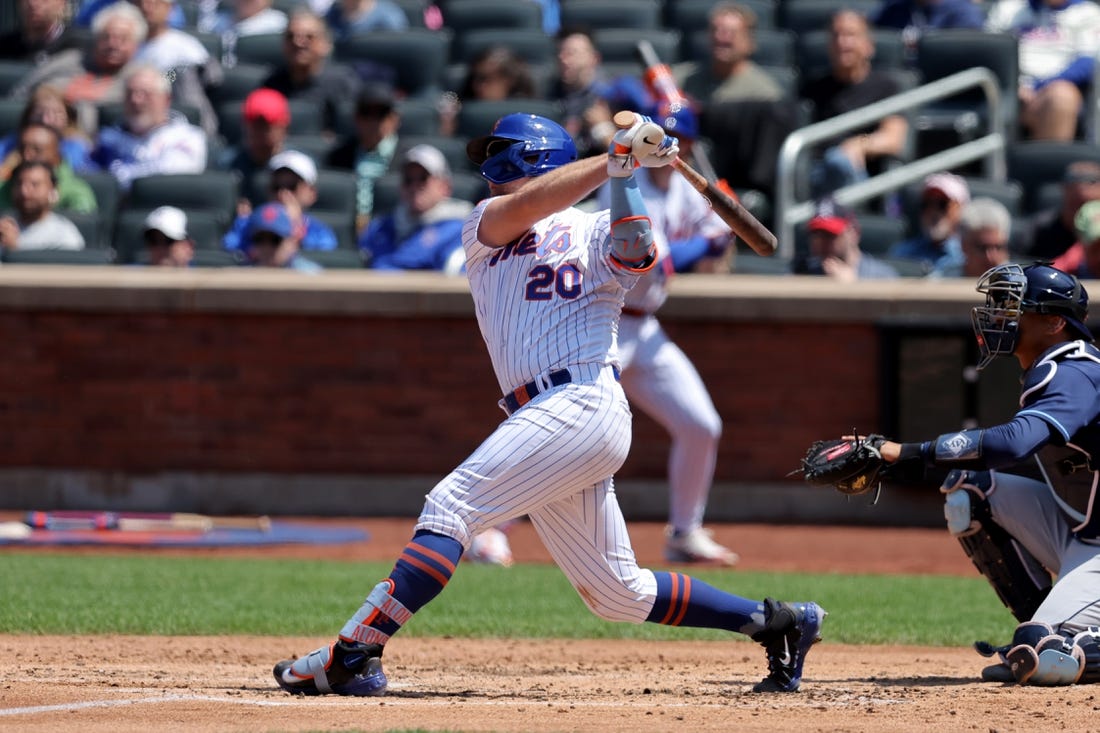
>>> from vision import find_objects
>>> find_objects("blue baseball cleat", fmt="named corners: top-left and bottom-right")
top-left (751, 598), bottom-right (826, 692)
top-left (273, 640), bottom-right (388, 696)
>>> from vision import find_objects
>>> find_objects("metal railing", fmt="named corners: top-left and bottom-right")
top-left (774, 67), bottom-right (1007, 260)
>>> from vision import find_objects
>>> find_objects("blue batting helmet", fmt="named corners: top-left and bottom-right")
top-left (972, 263), bottom-right (1091, 368)
top-left (466, 114), bottom-right (578, 184)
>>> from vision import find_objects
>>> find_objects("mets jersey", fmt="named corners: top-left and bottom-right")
top-left (461, 199), bottom-right (643, 394)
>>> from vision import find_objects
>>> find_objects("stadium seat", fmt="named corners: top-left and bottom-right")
top-left (233, 32), bottom-right (285, 68)
top-left (683, 27), bottom-right (794, 66)
top-left (1, 248), bottom-right (116, 265)
top-left (0, 60), bottom-right (33, 95)
top-left (127, 171), bottom-right (241, 228)
top-left (78, 171), bottom-right (121, 224)
top-left (560, 0), bottom-right (662, 30)
top-left (795, 29), bottom-right (907, 81)
top-left (64, 211), bottom-right (106, 250)
top-left (0, 98), bottom-right (25, 137)
top-left (208, 63), bottom-right (273, 107)
top-left (392, 0), bottom-right (429, 27)
top-left (441, 0), bottom-right (543, 31)
top-left (915, 31), bottom-right (1019, 142)
top-left (664, 0), bottom-right (778, 31)
top-left (307, 209), bottom-right (357, 250)
top-left (1005, 141), bottom-right (1100, 213)
top-left (593, 28), bottom-right (681, 66)
top-left (299, 249), bottom-right (368, 269)
top-left (454, 99), bottom-right (564, 139)
top-left (334, 29), bottom-right (452, 99)
top-left (449, 27), bottom-right (554, 66)
top-left (394, 134), bottom-right (478, 174)
top-left (777, 0), bottom-right (879, 34)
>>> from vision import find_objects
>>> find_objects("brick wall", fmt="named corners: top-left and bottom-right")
top-left (0, 308), bottom-right (880, 483)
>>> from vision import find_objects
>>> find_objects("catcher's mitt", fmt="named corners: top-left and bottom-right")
top-left (799, 434), bottom-right (889, 495)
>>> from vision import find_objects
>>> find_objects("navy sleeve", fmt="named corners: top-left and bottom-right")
top-left (975, 414), bottom-right (1062, 468)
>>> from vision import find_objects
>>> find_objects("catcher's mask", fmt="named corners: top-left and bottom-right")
top-left (466, 114), bottom-right (578, 185)
top-left (971, 263), bottom-right (1091, 369)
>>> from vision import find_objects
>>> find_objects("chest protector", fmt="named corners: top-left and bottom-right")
top-left (1025, 342), bottom-right (1100, 542)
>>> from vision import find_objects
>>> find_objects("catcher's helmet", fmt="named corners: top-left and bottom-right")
top-left (466, 114), bottom-right (577, 185)
top-left (971, 262), bottom-right (1091, 369)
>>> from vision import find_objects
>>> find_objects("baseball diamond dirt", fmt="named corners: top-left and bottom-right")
top-left (4, 519), bottom-right (1100, 732)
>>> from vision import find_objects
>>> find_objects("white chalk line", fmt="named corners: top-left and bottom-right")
top-left (0, 690), bottom-right (906, 717)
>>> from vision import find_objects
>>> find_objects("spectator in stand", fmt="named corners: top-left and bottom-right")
top-left (74, 0), bottom-right (186, 28)
top-left (888, 172), bottom-right (969, 272)
top-left (223, 150), bottom-right (337, 254)
top-left (142, 205), bottom-right (195, 267)
top-left (1052, 200), bottom-right (1100, 279)
top-left (260, 8), bottom-right (361, 134)
top-left (549, 27), bottom-right (628, 160)
top-left (12, 1), bottom-right (147, 137)
top-left (0, 122), bottom-right (97, 214)
top-left (91, 63), bottom-right (208, 190)
top-left (326, 82), bottom-right (401, 233)
top-left (986, 0), bottom-right (1100, 142)
top-left (201, 0), bottom-right (288, 68)
top-left (218, 88), bottom-right (292, 208)
top-left (0, 160), bottom-right (85, 251)
top-left (0, 0), bottom-right (80, 63)
top-left (439, 46), bottom-right (538, 138)
top-left (1024, 160), bottom-right (1100, 260)
top-left (132, 0), bottom-right (222, 137)
top-left (795, 198), bottom-right (899, 280)
top-left (676, 2), bottom-right (784, 108)
top-left (0, 86), bottom-right (95, 177)
top-left (458, 46), bottom-right (537, 104)
top-left (871, 0), bottom-right (984, 48)
top-left (325, 0), bottom-right (408, 39)
top-left (799, 10), bottom-right (908, 198)
top-left (358, 144), bottom-right (473, 272)
top-left (929, 197), bottom-right (1012, 278)
top-left (242, 201), bottom-right (324, 272)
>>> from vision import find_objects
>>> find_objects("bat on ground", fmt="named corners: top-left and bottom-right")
top-left (23, 510), bottom-right (273, 533)
top-left (612, 110), bottom-right (778, 256)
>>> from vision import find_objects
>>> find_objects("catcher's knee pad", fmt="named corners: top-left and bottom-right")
top-left (1071, 628), bottom-right (1100, 684)
top-left (1006, 622), bottom-right (1083, 685)
top-left (942, 470), bottom-right (1052, 622)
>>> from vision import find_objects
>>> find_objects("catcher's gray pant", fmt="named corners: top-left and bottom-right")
top-left (416, 364), bottom-right (660, 623)
top-left (990, 472), bottom-right (1100, 634)
top-left (618, 314), bottom-right (722, 534)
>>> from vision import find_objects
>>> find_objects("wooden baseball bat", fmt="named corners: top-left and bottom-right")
top-left (612, 110), bottom-right (778, 256)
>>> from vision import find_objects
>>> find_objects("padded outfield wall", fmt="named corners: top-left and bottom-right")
top-left (0, 267), bottom-right (1019, 527)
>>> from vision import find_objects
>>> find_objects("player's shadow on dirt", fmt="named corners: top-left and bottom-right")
top-left (856, 675), bottom-right (982, 688)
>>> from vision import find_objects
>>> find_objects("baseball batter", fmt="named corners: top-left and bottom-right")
top-left (596, 103), bottom-right (736, 565)
top-left (271, 112), bottom-right (825, 696)
top-left (868, 263), bottom-right (1100, 685)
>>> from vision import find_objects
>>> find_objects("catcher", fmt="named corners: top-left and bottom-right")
top-left (803, 262), bottom-right (1100, 686)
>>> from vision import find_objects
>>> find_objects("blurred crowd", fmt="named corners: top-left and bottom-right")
top-left (0, 0), bottom-right (1098, 275)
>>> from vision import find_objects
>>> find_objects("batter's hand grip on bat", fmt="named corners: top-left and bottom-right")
top-left (611, 111), bottom-right (778, 257)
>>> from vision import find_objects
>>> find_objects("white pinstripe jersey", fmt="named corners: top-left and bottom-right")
top-left (461, 198), bottom-right (643, 394)
top-left (597, 169), bottom-right (727, 315)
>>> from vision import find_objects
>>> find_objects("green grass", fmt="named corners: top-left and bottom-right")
top-left (0, 554), bottom-right (1016, 645)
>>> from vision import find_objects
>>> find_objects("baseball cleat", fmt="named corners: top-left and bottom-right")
top-left (751, 598), bottom-right (826, 693)
top-left (664, 527), bottom-right (739, 566)
top-left (273, 640), bottom-right (388, 696)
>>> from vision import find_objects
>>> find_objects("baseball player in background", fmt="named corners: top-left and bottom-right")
top-left (272, 112), bottom-right (825, 696)
top-left (597, 102), bottom-right (737, 565)
top-left (866, 263), bottom-right (1100, 685)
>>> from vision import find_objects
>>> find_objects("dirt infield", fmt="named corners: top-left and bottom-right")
top-left (5, 520), bottom-right (1097, 733)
